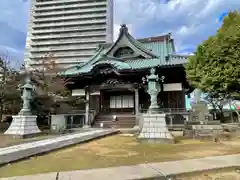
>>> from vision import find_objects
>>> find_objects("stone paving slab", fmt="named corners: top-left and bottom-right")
top-left (59, 164), bottom-right (162, 180)
top-left (148, 154), bottom-right (240, 176)
top-left (3, 154), bottom-right (239, 180)
top-left (56, 154), bottom-right (240, 180)
top-left (0, 129), bottom-right (119, 166)
top-left (0, 173), bottom-right (58, 180)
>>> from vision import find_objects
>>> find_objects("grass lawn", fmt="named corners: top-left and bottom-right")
top-left (177, 167), bottom-right (240, 180)
top-left (0, 134), bottom-right (240, 178)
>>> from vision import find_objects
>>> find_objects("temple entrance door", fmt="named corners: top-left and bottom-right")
top-left (109, 95), bottom-right (134, 113)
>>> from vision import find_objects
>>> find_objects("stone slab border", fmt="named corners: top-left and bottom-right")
top-left (0, 154), bottom-right (239, 179)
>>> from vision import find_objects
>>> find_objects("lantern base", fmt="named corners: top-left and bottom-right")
top-left (4, 115), bottom-right (41, 138)
top-left (19, 108), bottom-right (32, 116)
top-left (147, 107), bottom-right (162, 114)
top-left (138, 113), bottom-right (174, 144)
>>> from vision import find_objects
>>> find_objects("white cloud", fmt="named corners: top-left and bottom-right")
top-left (0, 0), bottom-right (239, 58)
top-left (114, 0), bottom-right (240, 53)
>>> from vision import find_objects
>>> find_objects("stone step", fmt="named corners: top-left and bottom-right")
top-left (95, 116), bottom-right (136, 121)
top-left (93, 113), bottom-right (136, 128)
top-left (95, 119), bottom-right (136, 123)
top-left (94, 120), bottom-right (135, 124)
top-left (93, 121), bottom-right (136, 128)
top-left (93, 124), bottom-right (135, 128)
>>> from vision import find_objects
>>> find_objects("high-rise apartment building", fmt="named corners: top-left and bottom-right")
top-left (24, 0), bottom-right (114, 69)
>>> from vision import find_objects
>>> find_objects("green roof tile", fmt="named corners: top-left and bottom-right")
top-left (142, 42), bottom-right (168, 60)
top-left (126, 55), bottom-right (189, 70)
top-left (59, 25), bottom-right (191, 76)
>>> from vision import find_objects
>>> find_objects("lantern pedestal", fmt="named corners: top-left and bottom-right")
top-left (4, 76), bottom-right (41, 138)
top-left (4, 115), bottom-right (41, 138)
top-left (138, 113), bottom-right (174, 144)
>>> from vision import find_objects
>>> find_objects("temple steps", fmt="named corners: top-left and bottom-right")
top-left (92, 114), bottom-right (136, 128)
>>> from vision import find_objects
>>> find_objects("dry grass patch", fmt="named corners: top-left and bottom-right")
top-left (0, 134), bottom-right (240, 178)
top-left (0, 135), bottom-right (24, 148)
top-left (0, 132), bottom-right (54, 148)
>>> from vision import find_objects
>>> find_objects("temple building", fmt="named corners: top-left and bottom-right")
top-left (60, 24), bottom-right (192, 128)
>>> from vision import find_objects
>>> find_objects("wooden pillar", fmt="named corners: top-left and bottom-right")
top-left (169, 115), bottom-right (173, 126)
top-left (134, 88), bottom-right (140, 129)
top-left (84, 90), bottom-right (90, 128)
top-left (135, 88), bottom-right (139, 115)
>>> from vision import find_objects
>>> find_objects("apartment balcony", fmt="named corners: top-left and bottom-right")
top-left (33, 8), bottom-right (106, 17)
top-left (30, 39), bottom-right (105, 46)
top-left (29, 55), bottom-right (91, 63)
top-left (30, 52), bottom-right (94, 59)
top-left (32, 19), bottom-right (106, 29)
top-left (35, 2), bottom-right (107, 11)
top-left (31, 32), bottom-right (106, 40)
top-left (35, 0), bottom-right (105, 6)
top-left (33, 13), bottom-right (106, 23)
top-left (30, 45), bottom-right (98, 53)
top-left (31, 26), bottom-right (106, 35)
top-left (30, 49), bottom-right (96, 58)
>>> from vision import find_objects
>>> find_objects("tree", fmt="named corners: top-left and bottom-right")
top-left (185, 11), bottom-right (240, 120)
top-left (0, 56), bottom-right (22, 120)
top-left (27, 53), bottom-right (72, 116)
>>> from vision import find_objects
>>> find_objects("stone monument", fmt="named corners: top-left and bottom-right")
top-left (184, 89), bottom-right (221, 138)
top-left (190, 89), bottom-right (213, 124)
top-left (138, 68), bottom-right (174, 144)
top-left (4, 76), bottom-right (41, 137)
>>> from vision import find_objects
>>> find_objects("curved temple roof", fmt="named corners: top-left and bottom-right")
top-left (59, 24), bottom-right (191, 76)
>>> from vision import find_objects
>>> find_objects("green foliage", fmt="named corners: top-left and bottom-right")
top-left (26, 58), bottom-right (73, 115)
top-left (0, 58), bottom-right (22, 118)
top-left (185, 11), bottom-right (240, 99)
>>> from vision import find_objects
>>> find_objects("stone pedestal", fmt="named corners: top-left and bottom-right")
top-left (138, 114), bottom-right (174, 144)
top-left (4, 115), bottom-right (41, 138)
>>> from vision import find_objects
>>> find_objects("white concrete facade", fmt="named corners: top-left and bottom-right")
top-left (24, 0), bottom-right (114, 70)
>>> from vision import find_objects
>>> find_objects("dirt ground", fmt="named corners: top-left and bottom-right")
top-left (0, 134), bottom-right (240, 178)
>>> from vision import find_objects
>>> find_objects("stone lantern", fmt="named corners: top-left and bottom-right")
top-left (138, 68), bottom-right (174, 144)
top-left (4, 76), bottom-right (41, 138)
top-left (19, 76), bottom-right (35, 115)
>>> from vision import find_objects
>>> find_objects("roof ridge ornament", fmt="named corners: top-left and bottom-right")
top-left (120, 24), bottom-right (128, 33)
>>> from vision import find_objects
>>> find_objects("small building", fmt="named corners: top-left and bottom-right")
top-left (60, 24), bottom-right (192, 128)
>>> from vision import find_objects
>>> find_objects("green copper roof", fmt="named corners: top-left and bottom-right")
top-left (142, 42), bottom-right (168, 60)
top-left (126, 54), bottom-right (189, 70)
top-left (105, 24), bottom-right (159, 58)
top-left (59, 46), bottom-right (105, 76)
top-left (59, 24), bottom-right (191, 76)
top-left (61, 54), bottom-right (189, 76)
top-left (141, 37), bottom-right (175, 60)
top-left (126, 34), bottom-right (159, 58)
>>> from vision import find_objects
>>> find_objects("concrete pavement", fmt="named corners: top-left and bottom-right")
top-left (1, 154), bottom-right (239, 180)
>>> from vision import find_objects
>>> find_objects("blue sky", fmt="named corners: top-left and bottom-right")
top-left (0, 0), bottom-right (239, 66)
